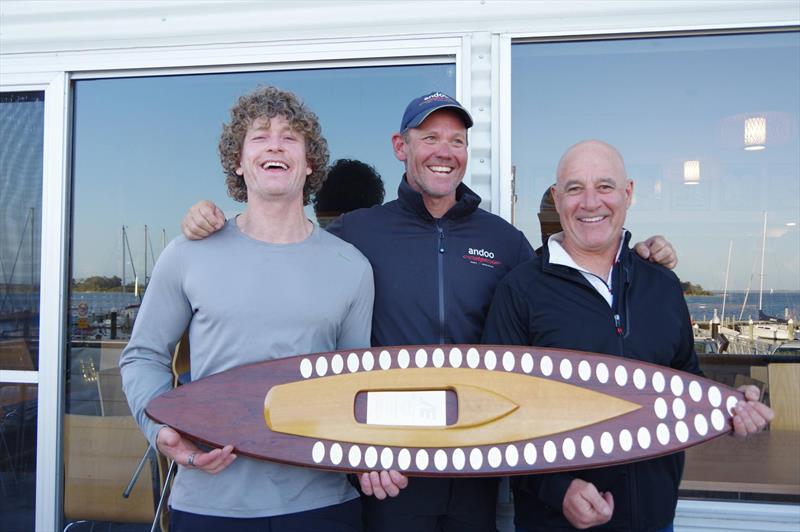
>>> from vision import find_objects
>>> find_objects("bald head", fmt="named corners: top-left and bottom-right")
top-left (551, 139), bottom-right (633, 263)
top-left (556, 140), bottom-right (627, 184)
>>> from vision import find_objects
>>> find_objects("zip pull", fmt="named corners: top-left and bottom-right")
top-left (437, 226), bottom-right (445, 253)
top-left (614, 314), bottom-right (623, 336)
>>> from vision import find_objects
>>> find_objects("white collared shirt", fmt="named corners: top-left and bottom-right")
top-left (547, 231), bottom-right (625, 307)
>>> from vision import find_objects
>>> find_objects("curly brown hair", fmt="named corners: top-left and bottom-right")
top-left (219, 86), bottom-right (329, 205)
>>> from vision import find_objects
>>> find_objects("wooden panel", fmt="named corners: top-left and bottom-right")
top-left (769, 363), bottom-right (800, 431)
top-left (682, 430), bottom-right (800, 495)
top-left (63, 414), bottom-right (155, 524)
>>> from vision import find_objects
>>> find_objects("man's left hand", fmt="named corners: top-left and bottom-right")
top-left (633, 235), bottom-right (677, 270)
top-left (359, 470), bottom-right (408, 499)
top-left (732, 384), bottom-right (774, 437)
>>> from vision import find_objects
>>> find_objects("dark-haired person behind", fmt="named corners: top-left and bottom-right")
top-left (120, 86), bottom-right (378, 531)
top-left (483, 140), bottom-right (773, 532)
top-left (314, 158), bottom-right (386, 228)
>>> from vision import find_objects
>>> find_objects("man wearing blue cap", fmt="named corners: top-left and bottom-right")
top-left (180, 91), bottom-right (678, 531)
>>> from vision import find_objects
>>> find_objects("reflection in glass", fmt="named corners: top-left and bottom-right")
top-left (512, 31), bottom-right (799, 329)
top-left (512, 31), bottom-right (799, 504)
top-left (0, 92), bottom-right (43, 370)
top-left (0, 91), bottom-right (43, 532)
top-left (66, 63), bottom-right (455, 530)
top-left (0, 383), bottom-right (38, 531)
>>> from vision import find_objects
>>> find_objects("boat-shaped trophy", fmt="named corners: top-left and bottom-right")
top-left (146, 345), bottom-right (742, 475)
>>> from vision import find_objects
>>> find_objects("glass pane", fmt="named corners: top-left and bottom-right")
top-left (1, 92), bottom-right (43, 370)
top-left (0, 90), bottom-right (44, 532)
top-left (512, 32), bottom-right (799, 503)
top-left (66, 63), bottom-right (455, 529)
top-left (0, 92), bottom-right (44, 530)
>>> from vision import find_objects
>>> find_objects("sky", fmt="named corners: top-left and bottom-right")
top-left (63, 32), bottom-right (800, 291)
top-left (70, 63), bottom-right (455, 281)
top-left (511, 32), bottom-right (799, 291)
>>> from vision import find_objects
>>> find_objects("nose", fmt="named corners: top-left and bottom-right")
top-left (263, 135), bottom-right (284, 152)
top-left (581, 187), bottom-right (601, 210)
top-left (433, 140), bottom-right (453, 159)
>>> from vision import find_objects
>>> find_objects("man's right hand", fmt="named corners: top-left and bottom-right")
top-left (156, 426), bottom-right (236, 474)
top-left (181, 200), bottom-right (226, 240)
top-left (562, 478), bottom-right (614, 529)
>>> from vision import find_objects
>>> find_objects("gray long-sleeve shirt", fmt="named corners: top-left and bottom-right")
top-left (120, 219), bottom-right (374, 518)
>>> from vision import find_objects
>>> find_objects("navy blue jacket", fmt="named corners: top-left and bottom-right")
top-left (482, 232), bottom-right (702, 531)
top-left (327, 177), bottom-right (534, 347)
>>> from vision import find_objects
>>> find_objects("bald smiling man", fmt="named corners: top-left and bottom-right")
top-left (483, 140), bottom-right (773, 532)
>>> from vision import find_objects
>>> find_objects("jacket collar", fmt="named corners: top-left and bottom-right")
top-left (542, 230), bottom-right (634, 279)
top-left (397, 175), bottom-right (481, 221)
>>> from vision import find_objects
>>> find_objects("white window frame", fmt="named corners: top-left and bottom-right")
top-left (0, 74), bottom-right (69, 531)
top-left (2, 35), bottom-right (469, 532)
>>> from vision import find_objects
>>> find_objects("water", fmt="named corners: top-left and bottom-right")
top-left (685, 291), bottom-right (800, 323)
top-left (69, 291), bottom-right (140, 317)
top-left (1, 291), bottom-right (139, 337)
top-left (4, 290), bottom-right (798, 333)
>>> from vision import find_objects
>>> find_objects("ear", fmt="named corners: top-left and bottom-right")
top-left (306, 165), bottom-right (312, 176)
top-left (391, 133), bottom-right (407, 162)
top-left (550, 185), bottom-right (561, 213)
top-left (624, 180), bottom-right (634, 208)
top-left (236, 166), bottom-right (243, 176)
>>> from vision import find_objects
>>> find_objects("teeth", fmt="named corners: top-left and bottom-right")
top-left (580, 216), bottom-right (605, 223)
top-left (429, 166), bottom-right (452, 173)
top-left (262, 161), bottom-right (288, 170)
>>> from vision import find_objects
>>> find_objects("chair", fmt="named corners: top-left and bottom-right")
top-left (63, 414), bottom-right (159, 526)
top-left (768, 363), bottom-right (800, 431)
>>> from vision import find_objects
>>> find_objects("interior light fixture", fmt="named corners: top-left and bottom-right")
top-left (683, 160), bottom-right (700, 185)
top-left (744, 116), bottom-right (766, 151)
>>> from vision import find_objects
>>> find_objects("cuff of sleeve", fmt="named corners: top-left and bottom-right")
top-left (536, 474), bottom-right (575, 511)
top-left (146, 422), bottom-right (167, 451)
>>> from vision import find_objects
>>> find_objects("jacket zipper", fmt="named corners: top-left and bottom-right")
top-left (436, 222), bottom-right (446, 344)
top-left (611, 261), bottom-right (626, 356)
top-left (612, 261), bottom-right (639, 529)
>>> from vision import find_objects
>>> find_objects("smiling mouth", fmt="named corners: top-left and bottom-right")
top-left (428, 165), bottom-right (453, 175)
top-left (579, 215), bottom-right (607, 223)
top-left (261, 161), bottom-right (289, 170)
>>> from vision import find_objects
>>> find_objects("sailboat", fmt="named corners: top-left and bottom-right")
top-left (749, 213), bottom-right (789, 341)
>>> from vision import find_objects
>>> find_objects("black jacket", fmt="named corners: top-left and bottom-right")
top-left (327, 177), bottom-right (533, 347)
top-left (482, 231), bottom-right (701, 531)
top-left (327, 177), bottom-right (533, 522)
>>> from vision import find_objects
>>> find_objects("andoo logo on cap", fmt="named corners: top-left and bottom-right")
top-left (422, 92), bottom-right (450, 104)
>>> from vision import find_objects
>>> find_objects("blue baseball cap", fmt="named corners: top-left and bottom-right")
top-left (400, 91), bottom-right (473, 132)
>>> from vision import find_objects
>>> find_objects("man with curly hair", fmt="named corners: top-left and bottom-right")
top-left (120, 86), bottom-right (375, 531)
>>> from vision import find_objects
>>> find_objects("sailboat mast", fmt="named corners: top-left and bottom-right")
top-left (144, 224), bottom-right (148, 286)
top-left (30, 207), bottom-right (35, 310)
top-left (758, 212), bottom-right (767, 312)
top-left (121, 226), bottom-right (126, 293)
top-left (721, 240), bottom-right (732, 322)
